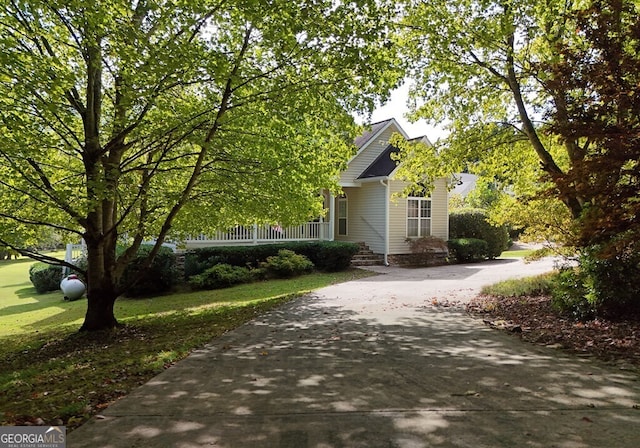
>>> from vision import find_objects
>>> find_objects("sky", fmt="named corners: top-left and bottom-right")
top-left (357, 82), bottom-right (448, 142)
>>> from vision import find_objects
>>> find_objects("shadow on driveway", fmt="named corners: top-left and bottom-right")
top-left (70, 293), bottom-right (640, 447)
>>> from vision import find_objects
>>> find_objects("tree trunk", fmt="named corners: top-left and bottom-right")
top-left (80, 235), bottom-right (120, 331)
top-left (80, 286), bottom-right (119, 331)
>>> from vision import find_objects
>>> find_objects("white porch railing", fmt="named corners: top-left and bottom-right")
top-left (186, 222), bottom-right (330, 247)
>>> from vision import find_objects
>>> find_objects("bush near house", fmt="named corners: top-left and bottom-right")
top-left (184, 241), bottom-right (359, 278)
top-left (188, 264), bottom-right (255, 290)
top-left (447, 238), bottom-right (489, 263)
top-left (119, 245), bottom-right (177, 297)
top-left (29, 263), bottom-right (63, 293)
top-left (260, 249), bottom-right (314, 278)
top-left (38, 244), bottom-right (178, 297)
top-left (449, 209), bottom-right (509, 259)
top-left (551, 248), bottom-right (640, 320)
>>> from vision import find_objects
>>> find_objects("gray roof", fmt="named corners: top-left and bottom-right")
top-left (451, 173), bottom-right (478, 197)
top-left (356, 134), bottom-right (429, 180)
top-left (354, 119), bottom-right (393, 149)
top-left (357, 144), bottom-right (399, 179)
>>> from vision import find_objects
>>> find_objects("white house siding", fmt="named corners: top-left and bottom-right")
top-left (387, 177), bottom-right (449, 254)
top-left (340, 124), bottom-right (400, 184)
top-left (334, 184), bottom-right (386, 254)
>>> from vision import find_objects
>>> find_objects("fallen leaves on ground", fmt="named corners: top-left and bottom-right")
top-left (467, 295), bottom-right (640, 369)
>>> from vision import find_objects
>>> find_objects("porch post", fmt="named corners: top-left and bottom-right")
top-left (328, 192), bottom-right (335, 241)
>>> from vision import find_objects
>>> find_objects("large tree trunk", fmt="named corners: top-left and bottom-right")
top-left (80, 285), bottom-right (119, 331)
top-left (80, 230), bottom-right (120, 332)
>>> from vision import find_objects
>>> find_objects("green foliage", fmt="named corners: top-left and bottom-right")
top-left (449, 209), bottom-right (509, 258)
top-left (551, 249), bottom-right (640, 320)
top-left (260, 250), bottom-right (314, 278)
top-left (578, 249), bottom-right (640, 317)
top-left (396, 0), bottom-right (640, 315)
top-left (184, 242), bottom-right (359, 277)
top-left (119, 246), bottom-right (177, 298)
top-left (188, 264), bottom-right (254, 290)
top-left (299, 241), bottom-right (359, 272)
top-left (0, 0), bottom-right (402, 330)
top-left (481, 273), bottom-right (555, 298)
top-left (28, 263), bottom-right (63, 294)
top-left (447, 238), bottom-right (488, 263)
top-left (550, 268), bottom-right (595, 321)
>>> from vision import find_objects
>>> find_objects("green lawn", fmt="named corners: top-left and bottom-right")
top-left (499, 249), bottom-right (535, 258)
top-left (0, 256), bottom-right (373, 428)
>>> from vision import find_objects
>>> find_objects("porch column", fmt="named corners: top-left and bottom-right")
top-left (328, 192), bottom-right (335, 241)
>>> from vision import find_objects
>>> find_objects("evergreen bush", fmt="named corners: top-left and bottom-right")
top-left (119, 245), bottom-right (177, 297)
top-left (188, 264), bottom-right (254, 290)
top-left (29, 263), bottom-right (63, 293)
top-left (260, 249), bottom-right (314, 278)
top-left (449, 209), bottom-right (509, 258)
top-left (447, 238), bottom-right (489, 263)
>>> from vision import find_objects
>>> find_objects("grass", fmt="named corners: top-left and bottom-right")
top-left (0, 256), bottom-right (374, 429)
top-left (499, 249), bottom-right (536, 258)
top-left (481, 272), bottom-right (556, 298)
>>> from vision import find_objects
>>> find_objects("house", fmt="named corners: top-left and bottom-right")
top-left (184, 118), bottom-right (449, 265)
top-left (330, 118), bottom-right (449, 265)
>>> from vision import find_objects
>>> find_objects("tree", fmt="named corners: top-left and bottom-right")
top-left (541, 0), bottom-right (640, 256)
top-left (394, 0), bottom-right (640, 312)
top-left (0, 0), bottom-right (402, 331)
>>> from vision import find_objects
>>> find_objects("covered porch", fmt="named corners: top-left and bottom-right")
top-left (184, 221), bottom-right (333, 249)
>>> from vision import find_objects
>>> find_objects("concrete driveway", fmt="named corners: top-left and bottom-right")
top-left (69, 258), bottom-right (640, 447)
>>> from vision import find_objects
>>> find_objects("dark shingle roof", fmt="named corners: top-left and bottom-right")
top-left (354, 119), bottom-right (393, 149)
top-left (357, 144), bottom-right (399, 179)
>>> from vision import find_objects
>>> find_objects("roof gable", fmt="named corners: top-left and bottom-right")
top-left (354, 119), bottom-right (394, 149)
top-left (357, 144), bottom-right (399, 179)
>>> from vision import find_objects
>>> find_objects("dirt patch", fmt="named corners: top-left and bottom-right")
top-left (467, 295), bottom-right (640, 370)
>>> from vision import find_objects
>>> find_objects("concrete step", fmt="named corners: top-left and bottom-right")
top-left (351, 243), bottom-right (384, 266)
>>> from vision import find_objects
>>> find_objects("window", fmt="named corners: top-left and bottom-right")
top-left (407, 197), bottom-right (431, 237)
top-left (338, 195), bottom-right (347, 236)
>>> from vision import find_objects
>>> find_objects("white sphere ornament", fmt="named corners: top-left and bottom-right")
top-left (60, 274), bottom-right (86, 301)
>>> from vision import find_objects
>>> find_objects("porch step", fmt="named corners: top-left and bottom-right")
top-left (351, 242), bottom-right (384, 267)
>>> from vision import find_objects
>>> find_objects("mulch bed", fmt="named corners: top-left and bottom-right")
top-left (466, 295), bottom-right (640, 370)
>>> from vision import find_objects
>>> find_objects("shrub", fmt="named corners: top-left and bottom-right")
top-left (188, 264), bottom-right (254, 290)
top-left (549, 247), bottom-right (640, 320)
top-left (29, 263), bottom-right (63, 293)
top-left (260, 249), bottom-right (314, 278)
top-left (184, 241), bottom-right (358, 277)
top-left (293, 241), bottom-right (359, 272)
top-left (550, 267), bottom-right (595, 320)
top-left (119, 245), bottom-right (177, 297)
top-left (449, 209), bottom-right (509, 258)
top-left (447, 238), bottom-right (488, 263)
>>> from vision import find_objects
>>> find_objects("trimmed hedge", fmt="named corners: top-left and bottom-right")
top-left (447, 238), bottom-right (489, 263)
top-left (119, 245), bottom-right (177, 297)
top-left (449, 209), bottom-right (509, 259)
top-left (184, 241), bottom-right (359, 278)
top-left (29, 262), bottom-right (63, 293)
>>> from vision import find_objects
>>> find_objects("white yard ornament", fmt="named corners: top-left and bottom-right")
top-left (60, 274), bottom-right (86, 301)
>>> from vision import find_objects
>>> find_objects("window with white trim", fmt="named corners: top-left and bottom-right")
top-left (407, 197), bottom-right (431, 237)
top-left (338, 195), bottom-right (347, 236)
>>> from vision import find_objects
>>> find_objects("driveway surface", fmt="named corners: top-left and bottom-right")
top-left (69, 258), bottom-right (640, 447)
